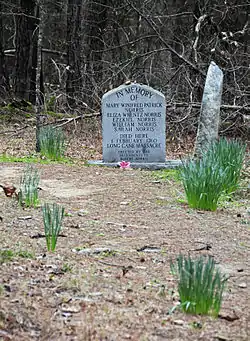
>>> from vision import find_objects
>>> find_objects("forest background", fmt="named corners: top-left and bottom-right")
top-left (0, 0), bottom-right (249, 142)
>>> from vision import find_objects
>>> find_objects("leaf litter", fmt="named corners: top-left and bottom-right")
top-left (0, 128), bottom-right (249, 340)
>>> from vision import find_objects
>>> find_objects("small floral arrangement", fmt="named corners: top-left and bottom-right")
top-left (118, 161), bottom-right (131, 169)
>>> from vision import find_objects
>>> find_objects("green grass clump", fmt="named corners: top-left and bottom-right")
top-left (171, 255), bottom-right (227, 317)
top-left (17, 250), bottom-right (34, 259)
top-left (43, 203), bottom-right (65, 252)
top-left (181, 138), bottom-right (246, 211)
top-left (61, 263), bottom-right (73, 273)
top-left (203, 138), bottom-right (246, 194)
top-left (0, 249), bottom-right (34, 264)
top-left (0, 249), bottom-right (14, 264)
top-left (39, 126), bottom-right (65, 160)
top-left (181, 158), bottom-right (225, 211)
top-left (151, 169), bottom-right (181, 182)
top-left (0, 154), bottom-right (41, 163)
top-left (0, 153), bottom-right (72, 165)
top-left (19, 165), bottom-right (40, 207)
top-left (45, 111), bottom-right (65, 119)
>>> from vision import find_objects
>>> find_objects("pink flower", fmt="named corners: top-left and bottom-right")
top-left (118, 160), bottom-right (131, 169)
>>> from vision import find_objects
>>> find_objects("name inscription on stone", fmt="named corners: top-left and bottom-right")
top-left (102, 83), bottom-right (166, 163)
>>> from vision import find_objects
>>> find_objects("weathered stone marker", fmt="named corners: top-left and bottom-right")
top-left (102, 83), bottom-right (166, 163)
top-left (195, 61), bottom-right (223, 157)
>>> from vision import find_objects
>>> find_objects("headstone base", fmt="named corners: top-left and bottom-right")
top-left (87, 160), bottom-right (182, 170)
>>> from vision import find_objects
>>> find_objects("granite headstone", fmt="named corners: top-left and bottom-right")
top-left (102, 83), bottom-right (166, 163)
top-left (195, 61), bottom-right (223, 157)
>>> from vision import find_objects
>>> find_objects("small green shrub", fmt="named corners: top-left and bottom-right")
top-left (19, 165), bottom-right (40, 207)
top-left (171, 255), bottom-right (227, 316)
top-left (39, 126), bottom-right (65, 160)
top-left (43, 203), bottom-right (65, 252)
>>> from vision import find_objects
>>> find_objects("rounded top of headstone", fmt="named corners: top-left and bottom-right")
top-left (102, 83), bottom-right (165, 101)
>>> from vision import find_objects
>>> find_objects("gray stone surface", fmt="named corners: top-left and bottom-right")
top-left (195, 61), bottom-right (223, 157)
top-left (88, 160), bottom-right (182, 170)
top-left (102, 83), bottom-right (166, 163)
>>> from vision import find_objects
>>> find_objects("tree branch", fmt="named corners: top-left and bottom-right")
top-left (193, 15), bottom-right (208, 62)
top-left (53, 112), bottom-right (101, 128)
top-left (0, 11), bottom-right (40, 20)
top-left (4, 48), bottom-right (66, 57)
top-left (125, 0), bottom-right (206, 77)
top-left (167, 102), bottom-right (250, 111)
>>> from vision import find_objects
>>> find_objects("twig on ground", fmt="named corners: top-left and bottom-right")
top-left (97, 260), bottom-right (133, 276)
top-left (190, 244), bottom-right (212, 251)
top-left (0, 125), bottom-right (29, 135)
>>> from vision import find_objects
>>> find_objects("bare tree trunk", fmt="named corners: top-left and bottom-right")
top-left (35, 3), bottom-right (45, 152)
top-left (82, 0), bottom-right (108, 108)
top-left (14, 0), bottom-right (37, 101)
top-left (66, 0), bottom-right (83, 108)
top-left (0, 3), bottom-right (10, 100)
top-left (29, 5), bottom-right (41, 105)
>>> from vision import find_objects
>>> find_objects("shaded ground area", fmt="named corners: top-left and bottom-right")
top-left (0, 162), bottom-right (249, 341)
top-left (0, 118), bottom-right (194, 162)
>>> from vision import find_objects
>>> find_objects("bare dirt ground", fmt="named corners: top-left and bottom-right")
top-left (0, 120), bottom-right (249, 341)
